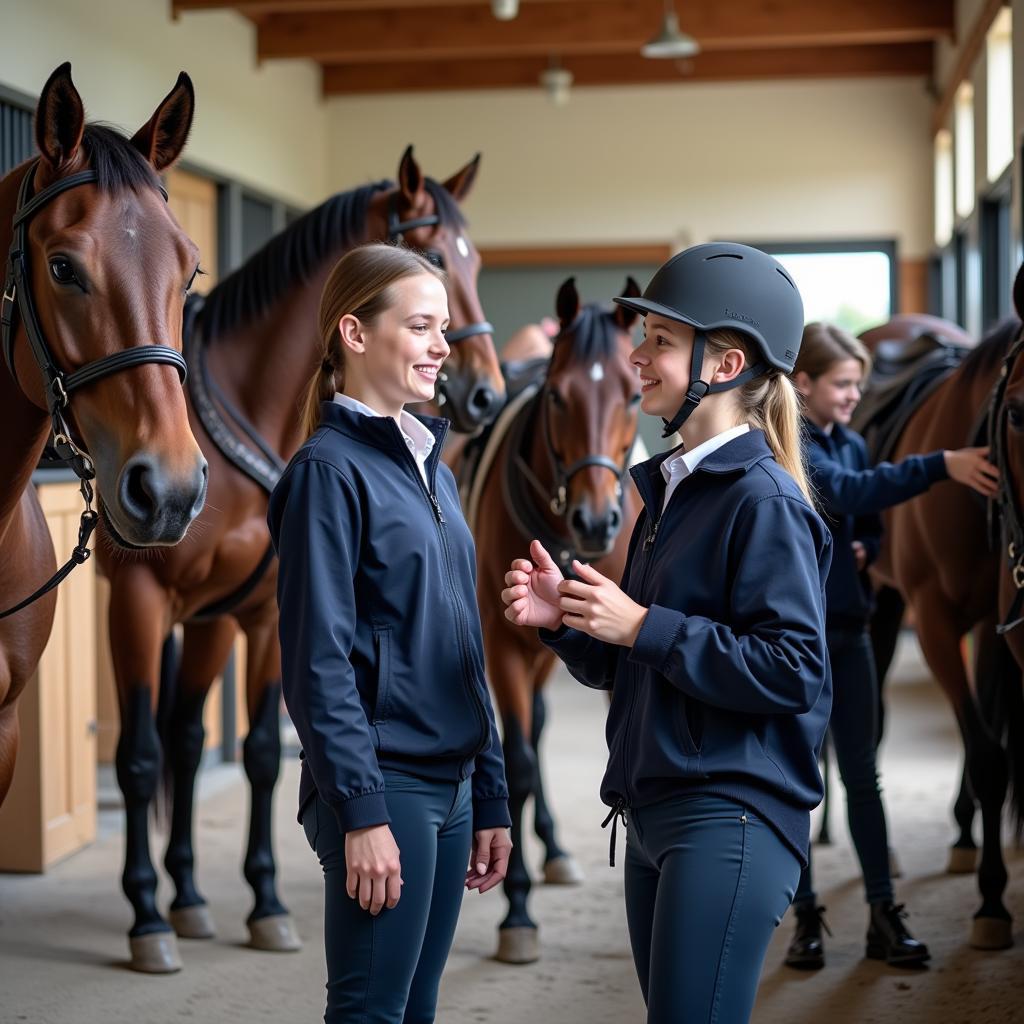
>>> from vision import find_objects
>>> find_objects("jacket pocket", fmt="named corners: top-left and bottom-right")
top-left (371, 627), bottom-right (392, 725)
top-left (675, 694), bottom-right (703, 756)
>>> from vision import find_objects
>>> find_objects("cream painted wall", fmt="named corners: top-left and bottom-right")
top-left (328, 78), bottom-right (934, 258)
top-left (0, 0), bottom-right (329, 207)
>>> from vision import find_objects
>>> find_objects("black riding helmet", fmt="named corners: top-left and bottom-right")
top-left (614, 242), bottom-right (805, 437)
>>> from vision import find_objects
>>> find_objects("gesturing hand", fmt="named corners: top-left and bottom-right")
top-left (558, 559), bottom-right (649, 647)
top-left (344, 824), bottom-right (402, 916)
top-left (465, 828), bottom-right (513, 894)
top-left (501, 539), bottom-right (564, 631)
top-left (944, 446), bottom-right (1000, 498)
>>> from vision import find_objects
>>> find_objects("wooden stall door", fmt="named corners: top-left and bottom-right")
top-left (165, 168), bottom-right (218, 290)
top-left (0, 481), bottom-right (97, 871)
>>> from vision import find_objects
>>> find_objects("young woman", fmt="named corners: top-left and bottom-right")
top-left (501, 243), bottom-right (832, 1024)
top-left (784, 322), bottom-right (998, 970)
top-left (268, 243), bottom-right (512, 1024)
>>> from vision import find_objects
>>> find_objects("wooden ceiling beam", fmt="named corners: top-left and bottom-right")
top-left (322, 42), bottom-right (934, 94)
top-left (258, 0), bottom-right (954, 64)
top-left (172, 0), bottom-right (600, 13)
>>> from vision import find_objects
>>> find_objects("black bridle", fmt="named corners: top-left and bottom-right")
top-left (989, 333), bottom-right (1024, 634)
top-left (0, 159), bottom-right (188, 619)
top-left (385, 192), bottom-right (493, 348)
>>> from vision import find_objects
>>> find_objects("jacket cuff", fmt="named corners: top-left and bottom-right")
top-left (924, 450), bottom-right (949, 483)
top-left (473, 797), bottom-right (512, 831)
top-left (539, 624), bottom-right (591, 659)
top-left (329, 791), bottom-right (391, 833)
top-left (629, 603), bottom-right (684, 670)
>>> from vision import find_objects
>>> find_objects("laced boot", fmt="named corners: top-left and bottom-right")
top-left (866, 901), bottom-right (930, 966)
top-left (784, 903), bottom-right (830, 970)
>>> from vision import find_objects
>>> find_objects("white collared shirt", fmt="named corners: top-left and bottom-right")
top-left (333, 392), bottom-right (435, 486)
top-left (660, 423), bottom-right (751, 511)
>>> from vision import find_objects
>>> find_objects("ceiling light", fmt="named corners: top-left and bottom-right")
top-left (540, 64), bottom-right (573, 106)
top-left (642, 3), bottom-right (700, 60)
top-left (491, 0), bottom-right (520, 19)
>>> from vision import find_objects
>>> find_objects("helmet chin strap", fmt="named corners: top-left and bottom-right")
top-left (660, 329), bottom-right (769, 438)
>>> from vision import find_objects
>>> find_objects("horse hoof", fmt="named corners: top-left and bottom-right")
top-left (248, 913), bottom-right (302, 952)
top-left (969, 916), bottom-right (1013, 950)
top-left (543, 855), bottom-right (585, 885)
top-left (495, 927), bottom-right (539, 964)
top-left (169, 904), bottom-right (215, 939)
top-left (947, 846), bottom-right (978, 874)
top-left (888, 847), bottom-right (903, 880)
top-left (129, 932), bottom-right (183, 974)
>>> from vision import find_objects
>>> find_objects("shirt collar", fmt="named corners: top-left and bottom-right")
top-left (334, 391), bottom-right (435, 459)
top-left (661, 423), bottom-right (751, 483)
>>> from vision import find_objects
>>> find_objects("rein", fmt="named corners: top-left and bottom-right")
top-left (989, 334), bottom-right (1024, 634)
top-left (0, 160), bottom-right (186, 619)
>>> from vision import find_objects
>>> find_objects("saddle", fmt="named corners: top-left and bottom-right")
top-left (852, 333), bottom-right (968, 464)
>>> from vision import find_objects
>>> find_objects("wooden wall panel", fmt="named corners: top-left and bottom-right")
top-left (166, 168), bottom-right (219, 290)
top-left (0, 482), bottom-right (97, 871)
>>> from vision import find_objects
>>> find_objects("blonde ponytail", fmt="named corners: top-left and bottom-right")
top-left (705, 328), bottom-right (812, 503)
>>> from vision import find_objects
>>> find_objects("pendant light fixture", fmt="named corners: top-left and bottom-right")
top-left (641, 1), bottom-right (700, 59)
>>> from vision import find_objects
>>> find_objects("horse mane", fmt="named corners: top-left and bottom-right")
top-left (958, 316), bottom-right (1023, 386)
top-left (197, 180), bottom-right (389, 343)
top-left (80, 123), bottom-right (163, 194)
top-left (554, 304), bottom-right (621, 364)
top-left (197, 176), bottom-right (467, 343)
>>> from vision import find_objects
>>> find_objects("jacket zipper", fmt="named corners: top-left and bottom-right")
top-left (395, 429), bottom-right (490, 762)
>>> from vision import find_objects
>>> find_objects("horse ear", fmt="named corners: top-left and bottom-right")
top-left (555, 277), bottom-right (580, 330)
top-left (398, 145), bottom-right (426, 208)
top-left (131, 72), bottom-right (194, 173)
top-left (35, 62), bottom-right (85, 171)
top-left (441, 153), bottom-right (481, 203)
top-left (613, 276), bottom-right (642, 330)
top-left (1014, 262), bottom-right (1024, 322)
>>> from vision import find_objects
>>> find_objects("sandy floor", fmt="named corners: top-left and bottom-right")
top-left (2, 634), bottom-right (1024, 1023)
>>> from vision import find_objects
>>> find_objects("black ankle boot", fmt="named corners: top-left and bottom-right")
top-left (866, 901), bottom-right (930, 966)
top-left (785, 903), bottom-right (830, 970)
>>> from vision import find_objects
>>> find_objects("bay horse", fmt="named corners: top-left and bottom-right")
top-left (99, 146), bottom-right (504, 973)
top-left (470, 277), bottom-right (642, 964)
top-left (0, 65), bottom-right (205, 806)
top-left (864, 293), bottom-right (1024, 950)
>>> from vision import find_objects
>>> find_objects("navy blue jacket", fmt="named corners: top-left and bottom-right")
top-left (542, 430), bottom-right (832, 864)
top-left (268, 401), bottom-right (511, 834)
top-left (802, 419), bottom-right (948, 627)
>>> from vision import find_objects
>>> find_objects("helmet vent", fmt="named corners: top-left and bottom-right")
top-left (705, 253), bottom-right (743, 261)
top-left (777, 268), bottom-right (796, 289)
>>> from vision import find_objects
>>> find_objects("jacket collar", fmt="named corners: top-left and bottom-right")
top-left (802, 416), bottom-right (852, 450)
top-left (318, 399), bottom-right (450, 457)
top-left (630, 428), bottom-right (775, 512)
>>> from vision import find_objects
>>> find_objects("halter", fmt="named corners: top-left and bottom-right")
top-left (0, 159), bottom-right (187, 619)
top-left (989, 334), bottom-right (1024, 634)
top-left (385, 191), bottom-right (493, 348)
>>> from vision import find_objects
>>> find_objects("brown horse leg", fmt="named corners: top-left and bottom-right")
top-left (239, 614), bottom-right (299, 953)
top-left (915, 597), bottom-right (1012, 948)
top-left (531, 682), bottom-right (583, 885)
top-left (109, 573), bottom-right (181, 972)
top-left (490, 649), bottom-right (539, 963)
top-left (163, 617), bottom-right (238, 940)
top-left (0, 703), bottom-right (19, 806)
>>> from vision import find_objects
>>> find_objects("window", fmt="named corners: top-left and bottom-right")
top-left (935, 129), bottom-right (954, 247)
top-left (955, 82), bottom-right (975, 219)
top-left (986, 7), bottom-right (1013, 182)
top-left (981, 181), bottom-right (1012, 330)
top-left (0, 91), bottom-right (34, 178)
top-left (750, 242), bottom-right (896, 336)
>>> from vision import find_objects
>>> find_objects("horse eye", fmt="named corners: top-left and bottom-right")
top-left (49, 257), bottom-right (78, 285)
top-left (425, 250), bottom-right (445, 270)
top-left (1009, 405), bottom-right (1024, 430)
top-left (185, 265), bottom-right (204, 293)
top-left (547, 390), bottom-right (565, 409)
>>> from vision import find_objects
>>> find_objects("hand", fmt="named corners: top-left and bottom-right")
top-left (344, 824), bottom-right (402, 915)
top-left (944, 447), bottom-right (1000, 498)
top-left (557, 559), bottom-right (648, 646)
top-left (465, 828), bottom-right (513, 894)
top-left (852, 540), bottom-right (867, 571)
top-left (501, 539), bottom-right (564, 631)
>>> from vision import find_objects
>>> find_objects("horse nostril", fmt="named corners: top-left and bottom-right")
top-left (570, 507), bottom-right (588, 534)
top-left (608, 507), bottom-right (622, 532)
top-left (119, 457), bottom-right (160, 523)
top-left (470, 385), bottom-right (496, 414)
